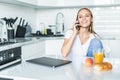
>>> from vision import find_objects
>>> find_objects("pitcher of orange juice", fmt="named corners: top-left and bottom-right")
top-left (94, 48), bottom-right (104, 64)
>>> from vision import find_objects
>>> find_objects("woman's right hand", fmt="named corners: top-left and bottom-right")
top-left (72, 21), bottom-right (80, 34)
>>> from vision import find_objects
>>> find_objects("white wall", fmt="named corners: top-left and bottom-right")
top-left (0, 3), bottom-right (37, 33)
top-left (1, 2), bottom-right (120, 38)
top-left (36, 7), bottom-right (120, 39)
top-left (36, 8), bottom-right (80, 31)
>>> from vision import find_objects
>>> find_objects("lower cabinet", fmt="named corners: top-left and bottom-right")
top-left (21, 38), bottom-right (64, 61)
top-left (22, 41), bottom-right (45, 61)
top-left (22, 38), bottom-right (120, 61)
top-left (45, 39), bottom-right (64, 56)
top-left (102, 40), bottom-right (120, 58)
top-left (44, 39), bottom-right (120, 58)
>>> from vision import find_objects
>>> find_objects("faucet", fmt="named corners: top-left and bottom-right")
top-left (55, 12), bottom-right (64, 35)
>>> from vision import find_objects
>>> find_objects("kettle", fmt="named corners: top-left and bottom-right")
top-left (0, 19), bottom-right (8, 42)
top-left (36, 31), bottom-right (41, 35)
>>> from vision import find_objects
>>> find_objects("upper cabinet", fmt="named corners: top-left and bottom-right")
top-left (0, 0), bottom-right (120, 9)
top-left (17, 0), bottom-right (38, 5)
top-left (0, 0), bottom-right (39, 8)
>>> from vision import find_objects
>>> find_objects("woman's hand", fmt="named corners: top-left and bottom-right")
top-left (61, 21), bottom-right (80, 57)
top-left (72, 21), bottom-right (80, 34)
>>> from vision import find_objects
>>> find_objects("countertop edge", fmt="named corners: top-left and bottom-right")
top-left (0, 37), bottom-right (64, 51)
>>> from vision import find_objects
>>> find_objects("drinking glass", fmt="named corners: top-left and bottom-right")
top-left (94, 48), bottom-right (104, 64)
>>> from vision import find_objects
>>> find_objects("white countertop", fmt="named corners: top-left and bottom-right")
top-left (0, 37), bottom-right (64, 51)
top-left (0, 56), bottom-right (120, 80)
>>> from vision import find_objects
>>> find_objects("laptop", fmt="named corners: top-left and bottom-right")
top-left (26, 57), bottom-right (72, 68)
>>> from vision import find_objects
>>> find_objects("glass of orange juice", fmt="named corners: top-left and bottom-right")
top-left (94, 48), bottom-right (104, 64)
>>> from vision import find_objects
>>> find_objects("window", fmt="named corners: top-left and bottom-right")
top-left (92, 6), bottom-right (120, 39)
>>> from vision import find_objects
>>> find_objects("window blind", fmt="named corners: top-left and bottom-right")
top-left (92, 7), bottom-right (120, 39)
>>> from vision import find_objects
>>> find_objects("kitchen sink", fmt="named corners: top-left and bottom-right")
top-left (40, 34), bottom-right (64, 37)
top-left (53, 34), bottom-right (64, 37)
top-left (30, 33), bottom-right (64, 37)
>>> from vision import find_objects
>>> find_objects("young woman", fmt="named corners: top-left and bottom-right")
top-left (61, 8), bottom-right (103, 59)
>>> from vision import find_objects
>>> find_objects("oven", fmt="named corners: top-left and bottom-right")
top-left (0, 47), bottom-right (21, 70)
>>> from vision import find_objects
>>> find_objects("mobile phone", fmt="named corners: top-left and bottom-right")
top-left (76, 23), bottom-right (80, 30)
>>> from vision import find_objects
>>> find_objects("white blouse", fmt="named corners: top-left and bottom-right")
top-left (64, 30), bottom-right (95, 60)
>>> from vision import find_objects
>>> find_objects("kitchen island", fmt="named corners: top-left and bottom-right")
top-left (0, 36), bottom-right (64, 71)
top-left (0, 37), bottom-right (120, 80)
top-left (0, 56), bottom-right (120, 80)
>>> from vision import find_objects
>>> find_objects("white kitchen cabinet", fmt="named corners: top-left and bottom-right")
top-left (16, 0), bottom-right (58, 6)
top-left (0, 0), bottom-right (58, 8)
top-left (0, 0), bottom-right (38, 8)
top-left (17, 0), bottom-right (38, 5)
top-left (102, 40), bottom-right (120, 58)
top-left (108, 40), bottom-right (120, 58)
top-left (45, 39), bottom-right (64, 56)
top-left (44, 39), bottom-right (120, 58)
top-left (22, 41), bottom-right (45, 61)
top-left (21, 38), bottom-right (120, 62)
top-left (21, 38), bottom-right (64, 61)
top-left (0, 0), bottom-right (119, 9)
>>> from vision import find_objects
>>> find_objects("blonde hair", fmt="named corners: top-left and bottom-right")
top-left (76, 8), bottom-right (96, 34)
